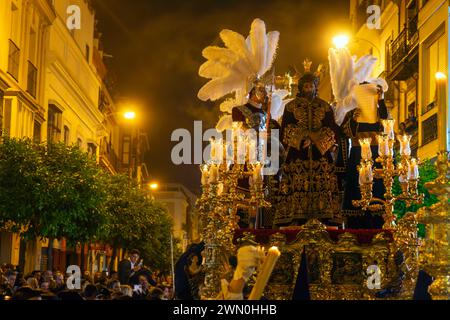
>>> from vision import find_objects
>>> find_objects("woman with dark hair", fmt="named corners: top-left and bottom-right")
top-left (174, 242), bottom-right (204, 300)
top-left (185, 253), bottom-right (205, 300)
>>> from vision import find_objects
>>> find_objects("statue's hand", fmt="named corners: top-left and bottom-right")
top-left (233, 245), bottom-right (265, 281)
top-left (353, 109), bottom-right (361, 121)
top-left (302, 138), bottom-right (312, 149)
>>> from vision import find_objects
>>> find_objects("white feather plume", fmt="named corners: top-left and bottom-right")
top-left (198, 18), bottom-right (280, 132)
top-left (353, 54), bottom-right (377, 84)
top-left (265, 31), bottom-right (280, 75)
top-left (270, 90), bottom-right (293, 121)
top-left (329, 47), bottom-right (388, 125)
top-left (219, 98), bottom-right (240, 113)
top-left (249, 18), bottom-right (267, 76)
top-left (216, 114), bottom-right (234, 132)
top-left (198, 18), bottom-right (280, 103)
top-left (198, 74), bottom-right (246, 102)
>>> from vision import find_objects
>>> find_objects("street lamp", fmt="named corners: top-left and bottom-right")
top-left (332, 34), bottom-right (350, 49)
top-left (332, 34), bottom-right (381, 59)
top-left (123, 111), bottom-right (137, 120)
top-left (149, 182), bottom-right (159, 190)
top-left (435, 72), bottom-right (447, 80)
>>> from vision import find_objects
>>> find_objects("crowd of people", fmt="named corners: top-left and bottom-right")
top-left (0, 250), bottom-right (174, 301)
top-left (1, 241), bottom-right (264, 301)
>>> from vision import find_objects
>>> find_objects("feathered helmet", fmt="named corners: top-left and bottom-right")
top-left (328, 47), bottom-right (389, 125)
top-left (297, 58), bottom-right (323, 91)
top-left (198, 19), bottom-right (279, 103)
top-left (197, 19), bottom-right (281, 131)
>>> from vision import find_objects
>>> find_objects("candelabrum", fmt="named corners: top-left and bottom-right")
top-left (416, 151), bottom-right (450, 300)
top-left (197, 127), bottom-right (271, 299)
top-left (353, 126), bottom-right (424, 229)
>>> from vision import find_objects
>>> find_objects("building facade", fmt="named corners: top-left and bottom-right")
top-left (0, 0), bottom-right (139, 273)
top-left (0, 0), bottom-right (56, 271)
top-left (349, 0), bottom-right (449, 159)
top-left (152, 183), bottom-right (199, 250)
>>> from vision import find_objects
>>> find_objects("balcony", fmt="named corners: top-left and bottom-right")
top-left (387, 16), bottom-right (419, 81)
top-left (99, 140), bottom-right (121, 174)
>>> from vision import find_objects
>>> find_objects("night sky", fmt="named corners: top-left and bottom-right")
top-left (93, 0), bottom-right (350, 194)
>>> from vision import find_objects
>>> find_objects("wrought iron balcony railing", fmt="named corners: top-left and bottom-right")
top-left (99, 141), bottom-right (121, 172)
top-left (390, 28), bottom-right (408, 71)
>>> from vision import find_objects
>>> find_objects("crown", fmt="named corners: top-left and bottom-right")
top-left (303, 58), bottom-right (312, 73)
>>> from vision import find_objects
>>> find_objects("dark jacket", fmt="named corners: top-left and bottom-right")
top-left (174, 242), bottom-right (205, 300)
top-left (118, 259), bottom-right (132, 285)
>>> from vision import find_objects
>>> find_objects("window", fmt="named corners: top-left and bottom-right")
top-left (422, 114), bottom-right (438, 146)
top-left (2, 99), bottom-right (12, 137)
top-left (10, 3), bottom-right (19, 43)
top-left (424, 33), bottom-right (446, 113)
top-left (63, 126), bottom-right (70, 145)
top-left (122, 135), bottom-right (131, 165)
top-left (385, 37), bottom-right (391, 73)
top-left (29, 28), bottom-right (37, 63)
top-left (77, 138), bottom-right (83, 148)
top-left (27, 27), bottom-right (38, 97)
top-left (33, 121), bottom-right (41, 143)
top-left (27, 61), bottom-right (37, 97)
top-left (8, 3), bottom-right (20, 80)
top-left (87, 143), bottom-right (97, 159)
top-left (8, 40), bottom-right (20, 80)
top-left (47, 105), bottom-right (62, 142)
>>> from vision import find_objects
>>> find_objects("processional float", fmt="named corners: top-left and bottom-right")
top-left (195, 18), bottom-right (450, 300)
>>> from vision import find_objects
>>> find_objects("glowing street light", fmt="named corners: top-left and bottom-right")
top-left (436, 72), bottom-right (447, 80)
top-left (333, 34), bottom-right (350, 49)
top-left (123, 111), bottom-right (136, 120)
top-left (149, 182), bottom-right (159, 190)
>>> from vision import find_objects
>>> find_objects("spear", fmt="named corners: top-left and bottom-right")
top-left (265, 67), bottom-right (275, 133)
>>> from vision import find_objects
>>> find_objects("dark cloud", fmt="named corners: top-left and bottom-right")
top-left (93, 0), bottom-right (349, 193)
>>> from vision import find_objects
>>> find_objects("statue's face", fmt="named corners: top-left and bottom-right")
top-left (251, 83), bottom-right (268, 104)
top-left (302, 82), bottom-right (316, 99)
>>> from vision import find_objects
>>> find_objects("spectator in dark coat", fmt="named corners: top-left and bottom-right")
top-left (174, 242), bottom-right (205, 300)
top-left (118, 249), bottom-right (141, 285)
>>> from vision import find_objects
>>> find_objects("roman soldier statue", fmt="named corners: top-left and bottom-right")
top-left (197, 19), bottom-right (286, 228)
top-left (273, 59), bottom-right (341, 226)
top-left (329, 47), bottom-right (389, 229)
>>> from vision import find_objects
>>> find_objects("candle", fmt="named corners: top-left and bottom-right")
top-left (225, 141), bottom-right (233, 164)
top-left (408, 158), bottom-right (419, 180)
top-left (359, 138), bottom-right (372, 160)
top-left (358, 165), bottom-right (365, 185)
top-left (210, 139), bottom-right (216, 161)
top-left (209, 164), bottom-right (219, 183)
top-left (248, 246), bottom-right (281, 300)
top-left (388, 139), bottom-right (394, 156)
top-left (397, 163), bottom-right (409, 183)
top-left (253, 162), bottom-right (262, 183)
top-left (358, 162), bottom-right (373, 185)
top-left (248, 139), bottom-right (257, 164)
top-left (216, 139), bottom-right (224, 163)
top-left (237, 135), bottom-right (246, 165)
top-left (377, 135), bottom-right (390, 157)
top-left (201, 164), bottom-right (209, 186)
top-left (217, 183), bottom-right (224, 195)
top-left (232, 121), bottom-right (242, 132)
top-left (381, 119), bottom-right (395, 140)
top-left (398, 135), bottom-right (411, 156)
